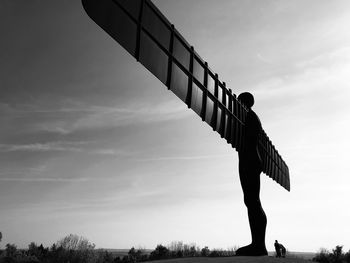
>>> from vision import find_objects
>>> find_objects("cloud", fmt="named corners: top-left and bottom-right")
top-left (254, 46), bottom-right (350, 119)
top-left (249, 46), bottom-right (350, 180)
top-left (4, 99), bottom-right (191, 136)
top-left (137, 153), bottom-right (233, 162)
top-left (296, 46), bottom-right (350, 69)
top-left (0, 177), bottom-right (89, 183)
top-left (66, 100), bottom-right (191, 133)
top-left (89, 148), bottom-right (132, 156)
top-left (256, 53), bottom-right (273, 64)
top-left (0, 141), bottom-right (132, 158)
top-left (0, 142), bottom-right (82, 152)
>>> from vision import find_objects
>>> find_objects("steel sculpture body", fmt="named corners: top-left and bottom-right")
top-left (82, 0), bottom-right (291, 256)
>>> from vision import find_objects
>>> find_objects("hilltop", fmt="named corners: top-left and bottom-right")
top-left (145, 256), bottom-right (311, 263)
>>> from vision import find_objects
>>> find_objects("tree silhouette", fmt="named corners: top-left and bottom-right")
top-left (56, 233), bottom-right (95, 250)
top-left (5, 243), bottom-right (17, 257)
top-left (150, 244), bottom-right (169, 260)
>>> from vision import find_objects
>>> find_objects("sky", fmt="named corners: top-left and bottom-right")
top-left (1, 0), bottom-right (350, 253)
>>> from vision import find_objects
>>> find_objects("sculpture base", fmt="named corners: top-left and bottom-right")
top-left (235, 244), bottom-right (268, 256)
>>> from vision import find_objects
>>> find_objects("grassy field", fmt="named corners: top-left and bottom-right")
top-left (144, 256), bottom-right (312, 263)
top-left (287, 252), bottom-right (316, 260)
top-left (104, 249), bottom-right (315, 262)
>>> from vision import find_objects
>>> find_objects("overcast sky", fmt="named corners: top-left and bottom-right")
top-left (1, 0), bottom-right (350, 252)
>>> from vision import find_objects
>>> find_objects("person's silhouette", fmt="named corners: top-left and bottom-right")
top-left (235, 92), bottom-right (267, 256)
top-left (274, 240), bottom-right (281, 257)
top-left (280, 243), bottom-right (286, 258)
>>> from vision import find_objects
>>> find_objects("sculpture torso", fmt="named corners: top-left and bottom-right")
top-left (239, 110), bottom-right (262, 169)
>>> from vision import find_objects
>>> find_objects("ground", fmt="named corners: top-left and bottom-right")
top-left (146, 256), bottom-right (311, 263)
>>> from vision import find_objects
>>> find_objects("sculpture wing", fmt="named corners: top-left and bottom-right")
top-left (82, 0), bottom-right (290, 191)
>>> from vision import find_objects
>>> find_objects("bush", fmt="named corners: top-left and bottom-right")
top-left (27, 242), bottom-right (48, 261)
top-left (345, 251), bottom-right (350, 263)
top-left (128, 247), bottom-right (144, 263)
top-left (313, 246), bottom-right (350, 263)
top-left (209, 250), bottom-right (221, 257)
top-left (1, 244), bottom-right (40, 263)
top-left (0, 237), bottom-right (241, 263)
top-left (149, 245), bottom-right (169, 260)
top-left (201, 246), bottom-right (210, 257)
top-left (313, 248), bottom-right (330, 263)
top-left (5, 244), bottom-right (17, 258)
top-left (48, 234), bottom-right (97, 263)
top-left (56, 234), bottom-right (95, 251)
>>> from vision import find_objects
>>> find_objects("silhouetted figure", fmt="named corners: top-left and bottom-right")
top-left (235, 92), bottom-right (267, 257)
top-left (280, 243), bottom-right (286, 258)
top-left (274, 240), bottom-right (282, 257)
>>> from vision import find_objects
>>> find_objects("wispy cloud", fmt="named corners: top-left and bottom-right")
top-left (256, 53), bottom-right (273, 64)
top-left (137, 153), bottom-right (232, 162)
top-left (0, 141), bottom-right (132, 157)
top-left (0, 142), bottom-right (82, 152)
top-left (4, 99), bottom-right (192, 135)
top-left (66, 100), bottom-right (191, 133)
top-left (255, 46), bottom-right (350, 94)
top-left (254, 46), bottom-right (350, 120)
top-left (89, 148), bottom-right (133, 156)
top-left (0, 177), bottom-right (89, 183)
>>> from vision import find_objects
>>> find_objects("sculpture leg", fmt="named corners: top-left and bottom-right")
top-left (236, 164), bottom-right (267, 256)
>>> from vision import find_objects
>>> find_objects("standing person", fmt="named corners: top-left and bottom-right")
top-left (280, 243), bottom-right (286, 258)
top-left (274, 240), bottom-right (281, 257)
top-left (235, 92), bottom-right (267, 256)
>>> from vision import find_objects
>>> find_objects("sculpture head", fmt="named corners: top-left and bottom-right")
top-left (238, 92), bottom-right (254, 109)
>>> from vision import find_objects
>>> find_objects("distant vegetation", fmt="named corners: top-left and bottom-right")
top-left (3, 233), bottom-right (348, 263)
top-left (0, 233), bottom-right (236, 263)
top-left (313, 245), bottom-right (350, 263)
